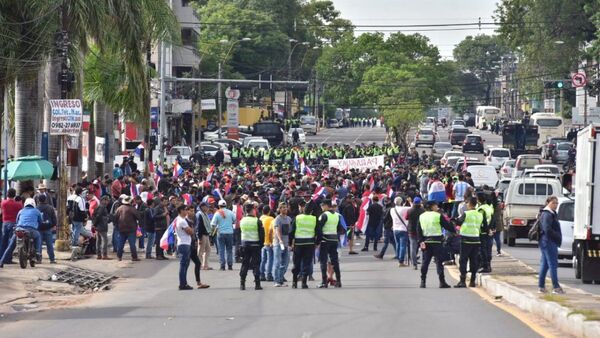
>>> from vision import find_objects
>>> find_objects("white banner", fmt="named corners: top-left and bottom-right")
top-left (226, 99), bottom-right (239, 128)
top-left (201, 99), bottom-right (216, 110)
top-left (328, 155), bottom-right (385, 172)
top-left (95, 136), bottom-right (105, 163)
top-left (49, 99), bottom-right (83, 135)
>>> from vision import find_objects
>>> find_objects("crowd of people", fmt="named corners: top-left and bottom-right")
top-left (0, 138), bottom-right (564, 294)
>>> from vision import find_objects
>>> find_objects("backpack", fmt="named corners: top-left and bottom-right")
top-left (528, 212), bottom-right (542, 241)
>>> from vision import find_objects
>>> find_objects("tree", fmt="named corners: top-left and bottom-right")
top-left (453, 35), bottom-right (508, 105)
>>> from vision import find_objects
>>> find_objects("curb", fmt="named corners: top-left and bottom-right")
top-left (478, 273), bottom-right (600, 338)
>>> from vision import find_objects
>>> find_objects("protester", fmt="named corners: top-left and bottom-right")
top-left (211, 199), bottom-right (236, 270)
top-left (114, 196), bottom-right (140, 262)
top-left (272, 202), bottom-right (292, 287)
top-left (538, 196), bottom-right (564, 294)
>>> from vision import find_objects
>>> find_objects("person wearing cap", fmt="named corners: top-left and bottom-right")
top-left (290, 201), bottom-right (320, 289)
top-left (407, 197), bottom-right (424, 269)
top-left (211, 199), bottom-right (236, 270)
top-left (114, 196), bottom-right (141, 262)
top-left (453, 197), bottom-right (488, 288)
top-left (34, 183), bottom-right (50, 208)
top-left (1, 198), bottom-right (43, 265)
top-left (316, 199), bottom-right (343, 288)
top-left (239, 203), bottom-right (265, 290)
top-left (195, 202), bottom-right (213, 270)
top-left (417, 200), bottom-right (455, 288)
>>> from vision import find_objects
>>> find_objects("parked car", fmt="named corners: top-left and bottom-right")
top-left (431, 142), bottom-right (454, 160)
top-left (199, 142), bottom-right (231, 163)
top-left (551, 142), bottom-right (574, 164)
top-left (449, 127), bottom-right (470, 145)
top-left (452, 120), bottom-right (466, 127)
top-left (484, 147), bottom-right (511, 170)
top-left (165, 146), bottom-right (192, 168)
top-left (446, 156), bottom-right (464, 169)
top-left (503, 176), bottom-right (564, 246)
top-left (499, 159), bottom-right (516, 179)
top-left (299, 115), bottom-right (318, 135)
top-left (534, 164), bottom-right (562, 176)
top-left (213, 138), bottom-right (242, 149)
top-left (557, 197), bottom-right (574, 259)
top-left (327, 119), bottom-right (340, 128)
top-left (495, 178), bottom-right (512, 199)
top-left (441, 151), bottom-right (464, 167)
top-left (541, 137), bottom-right (568, 159)
top-left (453, 157), bottom-right (483, 172)
top-left (245, 138), bottom-right (270, 149)
top-left (287, 128), bottom-right (306, 144)
top-left (522, 169), bottom-right (552, 178)
top-left (203, 127), bottom-right (228, 140)
top-left (462, 134), bottom-right (485, 153)
top-left (414, 128), bottom-right (436, 147)
top-left (512, 154), bottom-right (543, 178)
top-left (466, 165), bottom-right (499, 188)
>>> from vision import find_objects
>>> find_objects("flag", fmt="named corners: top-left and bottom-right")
top-left (428, 180), bottom-right (447, 203)
top-left (300, 157), bottom-right (313, 176)
top-left (269, 194), bottom-right (276, 211)
top-left (368, 175), bottom-right (375, 190)
top-left (134, 143), bottom-right (144, 157)
top-left (294, 152), bottom-right (300, 172)
top-left (206, 165), bottom-right (215, 182)
top-left (172, 161), bottom-right (184, 178)
top-left (154, 164), bottom-right (163, 187)
top-left (356, 196), bottom-right (371, 232)
top-left (312, 186), bottom-right (327, 201)
top-left (224, 181), bottom-right (232, 195)
top-left (130, 183), bottom-right (139, 197)
top-left (255, 165), bottom-right (262, 175)
top-left (182, 193), bottom-right (193, 206)
top-left (159, 221), bottom-right (176, 250)
top-left (387, 185), bottom-right (394, 199)
top-left (148, 161), bottom-right (155, 174)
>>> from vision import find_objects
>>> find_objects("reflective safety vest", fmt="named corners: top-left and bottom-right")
top-left (231, 148), bottom-right (239, 159)
top-left (477, 204), bottom-right (494, 225)
top-left (263, 149), bottom-right (270, 161)
top-left (240, 216), bottom-right (260, 244)
top-left (294, 214), bottom-right (317, 245)
top-left (460, 209), bottom-right (483, 241)
top-left (322, 211), bottom-right (339, 242)
top-left (419, 211), bottom-right (442, 242)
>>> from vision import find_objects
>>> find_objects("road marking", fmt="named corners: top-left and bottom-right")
top-left (353, 129), bottom-right (366, 143)
top-left (321, 136), bottom-right (331, 144)
top-left (445, 267), bottom-right (559, 338)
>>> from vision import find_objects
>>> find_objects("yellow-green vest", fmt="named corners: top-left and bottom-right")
top-left (419, 211), bottom-right (442, 242)
top-left (240, 217), bottom-right (259, 244)
top-left (461, 209), bottom-right (483, 241)
top-left (295, 214), bottom-right (317, 245)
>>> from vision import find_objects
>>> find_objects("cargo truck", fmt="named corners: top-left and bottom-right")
top-left (572, 124), bottom-right (600, 283)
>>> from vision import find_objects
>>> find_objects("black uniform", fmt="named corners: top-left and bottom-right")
top-left (317, 211), bottom-right (344, 287)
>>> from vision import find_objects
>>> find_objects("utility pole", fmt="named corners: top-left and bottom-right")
top-left (585, 88), bottom-right (588, 125)
top-left (159, 40), bottom-right (166, 165)
top-left (560, 87), bottom-right (564, 116)
top-left (2, 86), bottom-right (8, 199)
top-left (217, 62), bottom-right (222, 138)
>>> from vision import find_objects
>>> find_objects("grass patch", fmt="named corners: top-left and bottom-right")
top-left (542, 294), bottom-right (569, 307)
top-left (568, 309), bottom-right (600, 321)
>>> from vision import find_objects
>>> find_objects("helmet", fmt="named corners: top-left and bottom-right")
top-left (24, 198), bottom-right (36, 208)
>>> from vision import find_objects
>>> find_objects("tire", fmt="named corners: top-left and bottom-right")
top-left (508, 237), bottom-right (516, 247)
top-left (574, 252), bottom-right (581, 279)
top-left (18, 246), bottom-right (27, 269)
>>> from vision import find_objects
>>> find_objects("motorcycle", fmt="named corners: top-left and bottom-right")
top-left (15, 228), bottom-right (37, 269)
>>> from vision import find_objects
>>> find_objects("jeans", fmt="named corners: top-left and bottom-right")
top-left (272, 244), bottom-right (289, 283)
top-left (117, 231), bottom-right (138, 259)
top-left (71, 221), bottom-right (84, 247)
top-left (97, 231), bottom-right (108, 257)
top-left (493, 231), bottom-right (502, 254)
top-left (539, 241), bottom-right (560, 289)
top-left (111, 224), bottom-right (120, 252)
top-left (40, 230), bottom-right (55, 261)
top-left (378, 228), bottom-right (396, 257)
top-left (394, 231), bottom-right (408, 262)
top-left (409, 236), bottom-right (419, 266)
top-left (217, 233), bottom-right (234, 268)
top-left (177, 244), bottom-right (191, 287)
top-left (155, 229), bottom-right (165, 258)
top-left (0, 222), bottom-right (15, 263)
top-left (138, 227), bottom-right (146, 249)
top-left (145, 232), bottom-right (155, 257)
top-left (260, 245), bottom-right (273, 278)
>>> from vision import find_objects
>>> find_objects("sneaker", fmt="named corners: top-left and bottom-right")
top-left (228, 265), bottom-right (233, 271)
top-left (178, 285), bottom-right (193, 291)
top-left (219, 266), bottom-right (225, 271)
top-left (496, 253), bottom-right (502, 257)
top-left (537, 288), bottom-right (548, 294)
top-left (50, 260), bottom-right (57, 264)
top-left (552, 288), bottom-right (565, 294)
top-left (373, 254), bottom-right (383, 259)
top-left (398, 262), bottom-right (408, 267)
top-left (308, 276), bottom-right (315, 281)
top-left (360, 247), bottom-right (368, 252)
top-left (348, 251), bottom-right (358, 255)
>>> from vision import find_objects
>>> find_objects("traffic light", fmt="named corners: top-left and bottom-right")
top-left (544, 80), bottom-right (569, 89)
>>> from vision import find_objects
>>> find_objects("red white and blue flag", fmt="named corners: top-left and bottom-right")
top-left (159, 220), bottom-right (176, 250)
top-left (134, 143), bottom-right (144, 157)
top-left (172, 161), bottom-right (184, 178)
top-left (312, 186), bottom-right (327, 201)
top-left (206, 165), bottom-right (215, 182)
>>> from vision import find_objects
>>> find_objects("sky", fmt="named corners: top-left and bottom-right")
top-left (330, 0), bottom-right (500, 59)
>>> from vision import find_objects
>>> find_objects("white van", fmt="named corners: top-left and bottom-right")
top-left (300, 115), bottom-right (317, 135)
top-left (484, 147), bottom-right (511, 170)
top-left (466, 165), bottom-right (498, 188)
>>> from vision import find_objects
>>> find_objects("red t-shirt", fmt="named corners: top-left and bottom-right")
top-left (1, 199), bottom-right (23, 223)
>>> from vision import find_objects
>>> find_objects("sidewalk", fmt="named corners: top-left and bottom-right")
top-left (447, 252), bottom-right (600, 338)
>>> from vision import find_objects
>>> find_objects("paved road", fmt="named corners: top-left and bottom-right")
top-left (0, 249), bottom-right (539, 338)
top-left (306, 126), bottom-right (388, 145)
top-left (0, 126), bottom-right (541, 338)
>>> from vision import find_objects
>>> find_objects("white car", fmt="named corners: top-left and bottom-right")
top-left (246, 138), bottom-right (270, 149)
top-left (557, 197), bottom-right (574, 259)
top-left (512, 154), bottom-right (543, 178)
top-left (452, 120), bottom-right (466, 127)
top-left (484, 147), bottom-right (511, 170)
top-left (534, 164), bottom-right (562, 176)
top-left (499, 159), bottom-right (515, 179)
top-left (466, 165), bottom-right (499, 188)
top-left (199, 142), bottom-right (231, 163)
top-left (203, 127), bottom-right (228, 140)
top-left (440, 151), bottom-right (464, 167)
top-left (414, 128), bottom-right (436, 147)
top-left (287, 128), bottom-right (306, 144)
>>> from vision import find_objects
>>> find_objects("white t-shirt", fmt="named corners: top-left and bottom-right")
top-left (390, 206), bottom-right (410, 232)
top-left (175, 215), bottom-right (192, 246)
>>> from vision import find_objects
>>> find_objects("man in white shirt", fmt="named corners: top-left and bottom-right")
top-left (175, 205), bottom-right (194, 290)
top-left (390, 197), bottom-right (411, 267)
top-left (452, 174), bottom-right (471, 218)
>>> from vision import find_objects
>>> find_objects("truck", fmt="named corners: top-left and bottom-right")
top-left (502, 122), bottom-right (540, 158)
top-left (572, 124), bottom-right (600, 283)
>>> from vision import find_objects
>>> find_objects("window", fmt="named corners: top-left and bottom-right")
top-left (535, 119), bottom-right (562, 127)
top-left (181, 0), bottom-right (191, 7)
top-left (518, 183), bottom-right (553, 196)
top-left (557, 143), bottom-right (572, 150)
top-left (254, 123), bottom-right (280, 134)
top-left (300, 116), bottom-right (316, 124)
top-left (419, 129), bottom-right (433, 135)
top-left (517, 158), bottom-right (541, 169)
top-left (558, 202), bottom-right (574, 222)
top-left (466, 136), bottom-right (481, 142)
top-left (181, 28), bottom-right (198, 46)
top-left (491, 150), bottom-right (510, 157)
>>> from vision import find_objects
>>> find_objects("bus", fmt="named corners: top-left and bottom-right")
top-left (529, 113), bottom-right (565, 148)
top-left (476, 106), bottom-right (501, 130)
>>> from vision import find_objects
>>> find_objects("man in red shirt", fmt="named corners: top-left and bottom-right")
top-left (111, 176), bottom-right (124, 200)
top-left (0, 188), bottom-right (23, 265)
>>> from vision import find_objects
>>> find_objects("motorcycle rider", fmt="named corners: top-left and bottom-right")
top-left (13, 198), bottom-right (43, 262)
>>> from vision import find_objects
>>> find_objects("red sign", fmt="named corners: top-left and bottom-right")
top-left (571, 72), bottom-right (587, 88)
top-left (227, 128), bottom-right (239, 140)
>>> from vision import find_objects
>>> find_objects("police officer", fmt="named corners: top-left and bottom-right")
top-left (290, 201), bottom-right (321, 289)
top-left (317, 199), bottom-right (343, 288)
top-left (239, 203), bottom-right (265, 291)
top-left (453, 197), bottom-right (488, 288)
top-left (417, 200), bottom-right (455, 288)
top-left (477, 193), bottom-right (495, 273)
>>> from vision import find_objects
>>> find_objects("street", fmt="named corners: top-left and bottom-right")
top-left (0, 127), bottom-right (541, 338)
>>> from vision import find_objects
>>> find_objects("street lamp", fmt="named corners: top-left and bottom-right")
top-left (286, 40), bottom-right (309, 119)
top-left (217, 37), bottom-right (252, 138)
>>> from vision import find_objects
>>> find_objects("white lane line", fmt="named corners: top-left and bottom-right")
top-left (353, 129), bottom-right (366, 143)
top-left (320, 136), bottom-right (331, 144)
